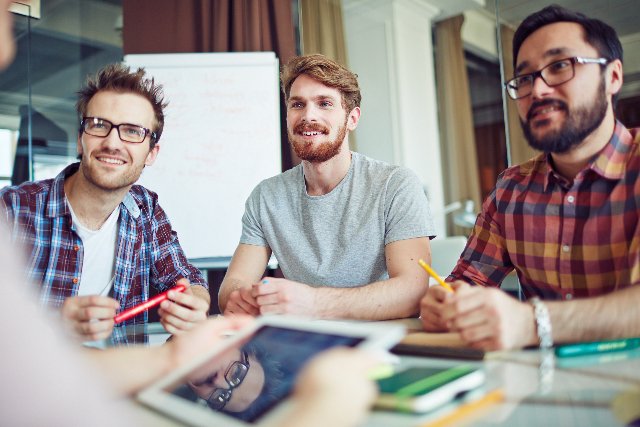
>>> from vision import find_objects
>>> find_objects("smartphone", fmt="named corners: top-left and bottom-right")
top-left (375, 365), bottom-right (485, 413)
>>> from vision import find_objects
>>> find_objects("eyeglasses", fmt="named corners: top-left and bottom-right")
top-left (80, 116), bottom-right (157, 143)
top-left (505, 57), bottom-right (610, 100)
top-left (206, 351), bottom-right (250, 411)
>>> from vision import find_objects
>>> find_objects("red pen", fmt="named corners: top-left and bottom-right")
top-left (114, 284), bottom-right (186, 324)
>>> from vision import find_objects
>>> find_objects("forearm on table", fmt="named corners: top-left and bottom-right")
top-left (190, 284), bottom-right (211, 306)
top-left (315, 277), bottom-right (428, 320)
top-left (218, 276), bottom-right (251, 311)
top-left (87, 345), bottom-right (173, 396)
top-left (548, 285), bottom-right (640, 343)
top-left (218, 243), bottom-right (272, 311)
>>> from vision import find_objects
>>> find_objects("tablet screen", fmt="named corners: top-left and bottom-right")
top-left (164, 325), bottom-right (363, 423)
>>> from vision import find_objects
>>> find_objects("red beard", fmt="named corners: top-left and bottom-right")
top-left (289, 120), bottom-right (347, 163)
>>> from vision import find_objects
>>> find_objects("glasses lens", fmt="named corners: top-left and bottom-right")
top-left (119, 124), bottom-right (147, 143)
top-left (208, 388), bottom-right (231, 410)
top-left (226, 362), bottom-right (249, 387)
top-left (83, 118), bottom-right (111, 136)
top-left (507, 76), bottom-right (531, 99)
top-left (542, 59), bottom-right (574, 86)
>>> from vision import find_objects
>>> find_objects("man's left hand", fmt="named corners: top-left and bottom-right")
top-left (252, 277), bottom-right (318, 316)
top-left (158, 279), bottom-right (209, 334)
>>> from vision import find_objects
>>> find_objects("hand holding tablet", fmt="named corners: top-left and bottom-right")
top-left (137, 316), bottom-right (405, 426)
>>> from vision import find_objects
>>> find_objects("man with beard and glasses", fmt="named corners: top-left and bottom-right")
top-left (0, 64), bottom-right (210, 343)
top-left (420, 5), bottom-right (640, 351)
top-left (219, 54), bottom-right (435, 320)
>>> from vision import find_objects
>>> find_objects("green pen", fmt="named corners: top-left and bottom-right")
top-left (555, 337), bottom-right (640, 358)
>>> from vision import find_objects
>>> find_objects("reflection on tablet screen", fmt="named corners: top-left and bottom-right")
top-left (166, 326), bottom-right (363, 423)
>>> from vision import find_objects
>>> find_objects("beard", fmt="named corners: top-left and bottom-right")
top-left (289, 119), bottom-right (348, 163)
top-left (520, 80), bottom-right (608, 154)
top-left (79, 150), bottom-right (145, 192)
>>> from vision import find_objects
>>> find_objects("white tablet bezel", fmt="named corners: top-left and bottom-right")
top-left (137, 315), bottom-right (405, 427)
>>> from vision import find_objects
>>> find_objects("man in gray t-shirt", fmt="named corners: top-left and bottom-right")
top-left (219, 54), bottom-right (435, 320)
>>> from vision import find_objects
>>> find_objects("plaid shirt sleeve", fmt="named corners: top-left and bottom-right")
top-left (448, 176), bottom-right (514, 288)
top-left (450, 123), bottom-right (640, 299)
top-left (110, 195), bottom-right (211, 344)
top-left (149, 203), bottom-right (208, 290)
top-left (112, 187), bottom-right (208, 340)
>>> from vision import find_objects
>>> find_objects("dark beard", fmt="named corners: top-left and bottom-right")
top-left (520, 80), bottom-right (608, 154)
top-left (289, 119), bottom-right (348, 163)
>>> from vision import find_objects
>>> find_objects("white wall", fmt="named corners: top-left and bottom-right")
top-left (343, 0), bottom-right (447, 236)
top-left (462, 9), bottom-right (498, 59)
top-left (620, 32), bottom-right (640, 98)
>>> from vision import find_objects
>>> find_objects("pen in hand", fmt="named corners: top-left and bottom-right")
top-left (418, 259), bottom-right (454, 293)
top-left (114, 284), bottom-right (186, 324)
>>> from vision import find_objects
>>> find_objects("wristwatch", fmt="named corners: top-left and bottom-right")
top-left (529, 297), bottom-right (553, 349)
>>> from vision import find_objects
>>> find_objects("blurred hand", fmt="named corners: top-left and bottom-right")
top-left (440, 281), bottom-right (536, 351)
top-left (293, 348), bottom-right (378, 426)
top-left (419, 284), bottom-right (454, 332)
top-left (224, 287), bottom-right (260, 316)
top-left (252, 278), bottom-right (317, 316)
top-left (61, 295), bottom-right (119, 341)
top-left (166, 315), bottom-right (254, 368)
top-left (158, 279), bottom-right (209, 335)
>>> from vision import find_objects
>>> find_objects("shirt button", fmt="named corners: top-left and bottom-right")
top-left (562, 245), bottom-right (570, 253)
top-left (73, 245), bottom-right (79, 251)
top-left (567, 195), bottom-right (575, 203)
top-left (72, 278), bottom-right (78, 284)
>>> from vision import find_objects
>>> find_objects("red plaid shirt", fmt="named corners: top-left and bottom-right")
top-left (451, 122), bottom-right (640, 300)
top-left (1, 163), bottom-right (207, 343)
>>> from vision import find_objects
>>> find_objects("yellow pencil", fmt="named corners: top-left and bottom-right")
top-left (419, 388), bottom-right (505, 427)
top-left (418, 259), bottom-right (454, 293)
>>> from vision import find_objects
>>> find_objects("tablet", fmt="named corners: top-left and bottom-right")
top-left (137, 316), bottom-right (405, 426)
top-left (375, 365), bottom-right (485, 413)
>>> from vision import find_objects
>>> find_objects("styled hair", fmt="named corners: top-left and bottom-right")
top-left (280, 54), bottom-right (361, 112)
top-left (76, 63), bottom-right (168, 148)
top-left (513, 5), bottom-right (623, 69)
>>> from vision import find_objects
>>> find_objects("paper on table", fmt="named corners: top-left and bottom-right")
top-left (401, 332), bottom-right (466, 347)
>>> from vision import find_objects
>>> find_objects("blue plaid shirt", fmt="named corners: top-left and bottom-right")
top-left (1, 163), bottom-right (207, 342)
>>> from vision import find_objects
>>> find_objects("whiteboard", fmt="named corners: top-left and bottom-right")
top-left (125, 52), bottom-right (281, 259)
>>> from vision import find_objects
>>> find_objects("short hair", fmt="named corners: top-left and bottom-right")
top-left (76, 63), bottom-right (168, 148)
top-left (280, 54), bottom-right (361, 113)
top-left (512, 5), bottom-right (623, 69)
top-left (221, 341), bottom-right (285, 423)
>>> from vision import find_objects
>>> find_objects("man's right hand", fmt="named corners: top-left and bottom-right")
top-left (61, 295), bottom-right (119, 341)
top-left (419, 284), bottom-right (454, 332)
top-left (223, 287), bottom-right (260, 316)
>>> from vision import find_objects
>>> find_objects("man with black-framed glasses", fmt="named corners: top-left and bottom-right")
top-left (420, 5), bottom-right (640, 351)
top-left (0, 64), bottom-right (210, 344)
top-left (182, 348), bottom-right (270, 419)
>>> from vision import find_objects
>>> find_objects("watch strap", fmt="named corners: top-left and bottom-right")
top-left (529, 297), bottom-right (553, 349)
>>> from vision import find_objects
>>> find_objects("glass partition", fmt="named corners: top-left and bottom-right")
top-left (0, 0), bottom-right (123, 188)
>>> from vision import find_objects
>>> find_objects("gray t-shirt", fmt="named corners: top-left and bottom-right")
top-left (240, 152), bottom-right (436, 287)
